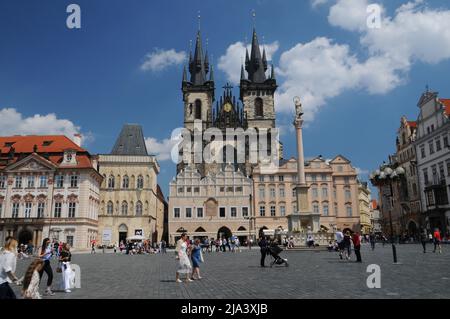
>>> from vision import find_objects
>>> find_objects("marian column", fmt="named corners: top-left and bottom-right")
top-left (292, 97), bottom-right (320, 233)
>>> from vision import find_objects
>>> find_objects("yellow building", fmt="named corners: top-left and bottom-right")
top-left (97, 124), bottom-right (165, 246)
top-left (358, 181), bottom-right (372, 234)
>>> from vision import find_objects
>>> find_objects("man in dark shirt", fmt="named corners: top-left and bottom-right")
top-left (258, 237), bottom-right (268, 267)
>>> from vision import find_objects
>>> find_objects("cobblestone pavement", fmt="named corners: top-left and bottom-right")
top-left (11, 244), bottom-right (450, 299)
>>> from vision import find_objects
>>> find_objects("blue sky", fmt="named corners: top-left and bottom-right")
top-left (1, 0), bottom-right (450, 197)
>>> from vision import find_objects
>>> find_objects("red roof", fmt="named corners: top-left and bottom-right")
top-left (371, 199), bottom-right (378, 210)
top-left (0, 135), bottom-right (84, 154)
top-left (439, 99), bottom-right (450, 116)
top-left (407, 121), bottom-right (417, 128)
top-left (0, 135), bottom-right (94, 170)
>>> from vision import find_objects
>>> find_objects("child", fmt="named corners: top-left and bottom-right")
top-left (22, 259), bottom-right (44, 299)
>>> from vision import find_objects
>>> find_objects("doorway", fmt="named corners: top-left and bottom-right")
top-left (18, 229), bottom-right (33, 245)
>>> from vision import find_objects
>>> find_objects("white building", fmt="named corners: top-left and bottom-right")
top-left (415, 90), bottom-right (450, 236)
top-left (0, 135), bottom-right (102, 250)
top-left (168, 164), bottom-right (254, 245)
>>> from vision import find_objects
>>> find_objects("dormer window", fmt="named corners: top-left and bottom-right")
top-left (62, 149), bottom-right (77, 166)
top-left (42, 141), bottom-right (53, 146)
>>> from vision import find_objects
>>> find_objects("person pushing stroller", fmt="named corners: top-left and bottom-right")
top-left (267, 240), bottom-right (288, 267)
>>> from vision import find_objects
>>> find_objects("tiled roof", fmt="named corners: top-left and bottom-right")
top-left (111, 124), bottom-right (148, 156)
top-left (371, 199), bottom-right (378, 209)
top-left (0, 135), bottom-right (84, 154)
top-left (439, 99), bottom-right (450, 116)
top-left (407, 121), bottom-right (417, 128)
top-left (0, 135), bottom-right (94, 170)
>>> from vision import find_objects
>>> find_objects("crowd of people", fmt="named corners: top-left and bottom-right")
top-left (0, 237), bottom-right (74, 299)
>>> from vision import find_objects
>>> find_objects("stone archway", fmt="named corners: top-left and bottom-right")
top-left (217, 226), bottom-right (232, 240)
top-left (18, 228), bottom-right (33, 245)
top-left (408, 220), bottom-right (418, 237)
top-left (118, 224), bottom-right (128, 244)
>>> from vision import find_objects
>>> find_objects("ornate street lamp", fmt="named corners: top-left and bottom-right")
top-left (370, 164), bottom-right (405, 264)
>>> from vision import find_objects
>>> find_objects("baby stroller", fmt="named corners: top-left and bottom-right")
top-left (267, 244), bottom-right (288, 267)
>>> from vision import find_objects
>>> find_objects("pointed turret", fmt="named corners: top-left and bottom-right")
top-left (204, 50), bottom-right (210, 74)
top-left (209, 64), bottom-right (214, 82)
top-left (262, 47), bottom-right (268, 70)
top-left (189, 31), bottom-right (206, 85)
top-left (240, 64), bottom-right (246, 80)
top-left (245, 28), bottom-right (267, 83)
top-left (270, 64), bottom-right (275, 80)
top-left (182, 65), bottom-right (188, 82)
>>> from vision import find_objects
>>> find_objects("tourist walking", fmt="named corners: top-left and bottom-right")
top-left (352, 232), bottom-right (362, 262)
top-left (258, 237), bottom-right (268, 267)
top-left (420, 229), bottom-right (428, 253)
top-left (59, 243), bottom-right (73, 293)
top-left (175, 233), bottom-right (193, 283)
top-left (369, 232), bottom-right (376, 251)
top-left (39, 238), bottom-right (55, 296)
top-left (22, 259), bottom-right (44, 299)
top-left (335, 229), bottom-right (344, 259)
top-left (0, 237), bottom-right (21, 299)
top-left (190, 239), bottom-right (203, 280)
top-left (91, 241), bottom-right (96, 254)
top-left (221, 238), bottom-right (227, 252)
top-left (433, 228), bottom-right (442, 254)
top-left (343, 231), bottom-right (352, 260)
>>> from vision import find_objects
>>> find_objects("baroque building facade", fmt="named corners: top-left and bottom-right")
top-left (415, 90), bottom-right (450, 236)
top-left (0, 135), bottom-right (102, 250)
top-left (251, 156), bottom-right (360, 236)
top-left (358, 181), bottom-right (372, 234)
top-left (97, 124), bottom-right (165, 246)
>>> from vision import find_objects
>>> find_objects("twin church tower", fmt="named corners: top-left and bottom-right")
top-left (179, 26), bottom-right (279, 177)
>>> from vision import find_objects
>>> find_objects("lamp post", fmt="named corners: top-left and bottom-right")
top-left (370, 164), bottom-right (405, 264)
top-left (244, 216), bottom-right (255, 249)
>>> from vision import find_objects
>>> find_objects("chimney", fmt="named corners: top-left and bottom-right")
top-left (73, 134), bottom-right (82, 147)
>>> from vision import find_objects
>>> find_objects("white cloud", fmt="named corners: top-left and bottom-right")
top-left (274, 0), bottom-right (450, 120)
top-left (275, 37), bottom-right (404, 120)
top-left (362, 1), bottom-right (450, 66)
top-left (328, 0), bottom-right (371, 31)
top-left (140, 48), bottom-right (186, 72)
top-left (311, 0), bottom-right (329, 8)
top-left (145, 137), bottom-right (179, 161)
top-left (218, 41), bottom-right (279, 84)
top-left (0, 108), bottom-right (85, 140)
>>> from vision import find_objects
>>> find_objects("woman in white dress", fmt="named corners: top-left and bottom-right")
top-left (175, 233), bottom-right (192, 283)
top-left (22, 259), bottom-right (44, 299)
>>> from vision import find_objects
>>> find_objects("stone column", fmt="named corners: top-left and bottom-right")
top-left (294, 104), bottom-right (311, 216)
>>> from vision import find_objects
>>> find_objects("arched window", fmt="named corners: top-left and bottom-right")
top-left (107, 201), bottom-right (114, 215)
top-left (137, 175), bottom-right (144, 189)
top-left (255, 98), bottom-right (263, 117)
top-left (195, 99), bottom-right (202, 120)
top-left (136, 201), bottom-right (143, 216)
top-left (108, 175), bottom-right (115, 189)
top-left (122, 175), bottom-right (129, 189)
top-left (121, 201), bottom-right (128, 215)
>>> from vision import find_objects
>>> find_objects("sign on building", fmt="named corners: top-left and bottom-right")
top-left (135, 229), bottom-right (143, 236)
top-left (102, 229), bottom-right (112, 244)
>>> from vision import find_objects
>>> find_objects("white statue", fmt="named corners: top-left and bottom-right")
top-left (293, 96), bottom-right (303, 118)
